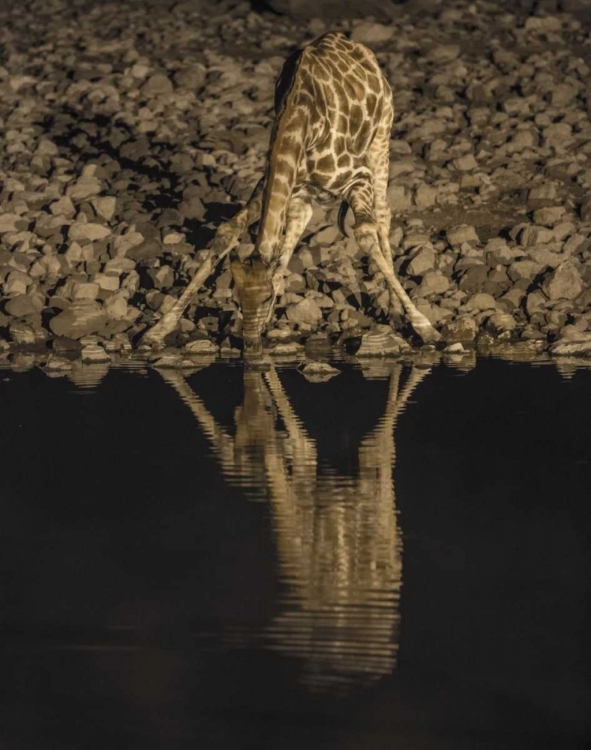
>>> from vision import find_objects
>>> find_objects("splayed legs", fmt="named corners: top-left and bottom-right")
top-left (140, 179), bottom-right (264, 348)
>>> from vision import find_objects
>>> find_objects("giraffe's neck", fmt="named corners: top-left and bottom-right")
top-left (255, 94), bottom-right (308, 265)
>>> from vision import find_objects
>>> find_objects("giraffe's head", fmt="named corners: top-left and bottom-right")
top-left (230, 250), bottom-right (276, 357)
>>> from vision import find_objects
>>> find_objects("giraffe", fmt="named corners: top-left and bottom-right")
top-left (140, 32), bottom-right (441, 354)
top-left (158, 361), bottom-right (431, 693)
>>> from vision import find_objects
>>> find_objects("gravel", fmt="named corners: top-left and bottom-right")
top-left (1, 0), bottom-right (591, 371)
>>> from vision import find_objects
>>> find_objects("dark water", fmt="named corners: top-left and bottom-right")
top-left (1, 358), bottom-right (590, 749)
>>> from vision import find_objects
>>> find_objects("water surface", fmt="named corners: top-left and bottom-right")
top-left (1, 359), bottom-right (590, 749)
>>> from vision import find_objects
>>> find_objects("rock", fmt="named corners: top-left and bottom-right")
top-left (45, 354), bottom-right (74, 371)
top-left (407, 246), bottom-right (437, 277)
top-left (533, 207), bottom-right (565, 226)
top-left (286, 297), bottom-right (323, 329)
top-left (451, 154), bottom-right (477, 172)
top-left (68, 223), bottom-right (111, 242)
top-left (441, 316), bottom-right (478, 344)
top-left (92, 196), bottom-right (117, 221)
top-left (355, 328), bottom-right (411, 357)
top-left (550, 333), bottom-right (591, 357)
top-left (519, 225), bottom-right (554, 246)
top-left (508, 260), bottom-right (545, 283)
top-left (141, 73), bottom-right (173, 96)
top-left (350, 22), bottom-right (395, 44)
top-left (72, 281), bottom-right (100, 300)
top-left (81, 344), bottom-right (111, 364)
top-left (9, 321), bottom-right (37, 345)
top-left (485, 311), bottom-right (517, 335)
top-left (543, 259), bottom-right (584, 300)
top-left (184, 339), bottom-right (219, 355)
top-left (447, 225), bottom-right (479, 246)
top-left (300, 361), bottom-right (340, 382)
top-left (414, 184), bottom-right (438, 207)
top-left (52, 336), bottom-right (82, 354)
top-left (49, 301), bottom-right (108, 339)
top-left (174, 63), bottom-right (207, 90)
top-left (387, 184), bottom-right (412, 211)
top-left (113, 231), bottom-right (144, 257)
top-left (66, 176), bottom-right (102, 202)
top-left (5, 293), bottom-right (42, 318)
top-left (416, 270), bottom-right (450, 297)
top-left (103, 294), bottom-right (129, 320)
top-left (463, 292), bottom-right (497, 312)
top-left (427, 44), bottom-right (460, 63)
top-left (0, 213), bottom-right (26, 233)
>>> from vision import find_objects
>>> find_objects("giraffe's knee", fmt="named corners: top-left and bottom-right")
top-left (353, 221), bottom-right (378, 252)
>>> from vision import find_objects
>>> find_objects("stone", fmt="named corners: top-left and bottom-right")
top-left (387, 184), bottom-right (412, 211)
top-left (9, 321), bottom-right (36, 345)
top-left (49, 301), bottom-right (108, 339)
top-left (72, 282), bottom-right (100, 300)
top-left (4, 294), bottom-right (42, 318)
top-left (543, 259), bottom-right (584, 300)
top-left (300, 361), bottom-right (341, 383)
top-left (66, 177), bottom-right (102, 202)
top-left (508, 260), bottom-right (545, 283)
top-left (463, 292), bottom-right (497, 312)
top-left (441, 316), bottom-right (478, 344)
top-left (141, 73), bottom-right (173, 96)
top-left (451, 154), bottom-right (477, 172)
top-left (174, 63), bottom-right (207, 90)
top-left (519, 225), bottom-right (554, 246)
top-left (427, 44), bottom-right (461, 63)
top-left (355, 328), bottom-right (410, 357)
top-left (447, 224), bottom-right (479, 246)
top-left (550, 333), bottom-right (591, 357)
top-left (485, 311), bottom-right (517, 335)
top-left (533, 207), bottom-right (565, 226)
top-left (0, 213), bottom-right (25, 233)
top-left (92, 196), bottom-right (117, 221)
top-left (103, 294), bottom-right (129, 320)
top-left (81, 344), bottom-right (111, 364)
top-left (407, 246), bottom-right (437, 277)
top-left (416, 270), bottom-right (450, 297)
top-left (414, 184), bottom-right (438, 208)
top-left (286, 297), bottom-right (323, 329)
top-left (184, 339), bottom-right (218, 355)
top-left (350, 22), bottom-right (395, 44)
top-left (68, 223), bottom-right (111, 242)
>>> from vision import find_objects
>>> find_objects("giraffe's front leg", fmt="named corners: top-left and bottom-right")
top-left (347, 181), bottom-right (441, 344)
top-left (140, 179), bottom-right (264, 348)
top-left (266, 197), bottom-right (313, 326)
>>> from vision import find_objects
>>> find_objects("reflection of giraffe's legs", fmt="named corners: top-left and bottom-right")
top-left (141, 178), bottom-right (264, 347)
top-left (347, 178), bottom-right (441, 344)
top-left (266, 197), bottom-right (313, 322)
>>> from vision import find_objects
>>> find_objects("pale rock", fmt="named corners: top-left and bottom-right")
top-left (113, 231), bottom-right (144, 256)
top-left (66, 177), bottom-right (102, 202)
top-left (92, 196), bottom-right (117, 221)
top-left (543, 259), bottom-right (584, 300)
top-left (407, 246), bottom-right (437, 277)
top-left (416, 270), bottom-right (450, 296)
top-left (519, 225), bottom-right (554, 246)
top-left (72, 282), bottom-right (100, 300)
top-left (141, 73), bottom-right (173, 96)
top-left (49, 301), bottom-right (108, 339)
top-left (463, 292), bottom-right (497, 311)
top-left (93, 274), bottom-right (120, 291)
top-left (350, 22), bottom-right (395, 44)
top-left (69, 223), bottom-right (111, 242)
top-left (103, 294), bottom-right (129, 320)
top-left (286, 297), bottom-right (323, 329)
top-left (0, 213), bottom-right (23, 233)
top-left (81, 344), bottom-right (111, 364)
top-left (49, 196), bottom-right (76, 217)
top-left (185, 339), bottom-right (219, 355)
top-left (447, 224), bottom-right (479, 246)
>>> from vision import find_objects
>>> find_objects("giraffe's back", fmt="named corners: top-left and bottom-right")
top-left (277, 32), bottom-right (393, 196)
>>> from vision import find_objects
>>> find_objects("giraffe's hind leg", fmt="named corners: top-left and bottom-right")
top-left (140, 178), bottom-right (264, 347)
top-left (346, 177), bottom-right (441, 344)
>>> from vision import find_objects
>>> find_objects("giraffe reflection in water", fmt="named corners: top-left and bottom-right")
top-left (160, 362), bottom-right (430, 693)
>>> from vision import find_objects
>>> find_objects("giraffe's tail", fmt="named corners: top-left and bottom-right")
top-left (337, 200), bottom-right (349, 238)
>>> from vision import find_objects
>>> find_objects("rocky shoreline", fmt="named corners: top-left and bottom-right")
top-left (2, 0), bottom-right (591, 375)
